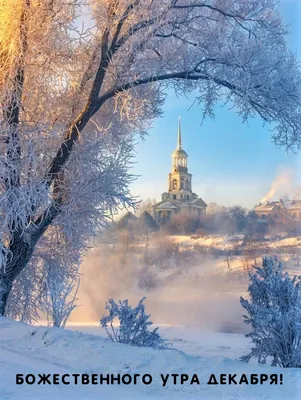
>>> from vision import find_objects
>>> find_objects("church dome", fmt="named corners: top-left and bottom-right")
top-left (172, 148), bottom-right (188, 157)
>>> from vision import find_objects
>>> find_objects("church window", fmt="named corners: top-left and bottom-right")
top-left (173, 179), bottom-right (177, 189)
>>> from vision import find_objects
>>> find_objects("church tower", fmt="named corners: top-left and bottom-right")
top-left (167, 118), bottom-right (194, 201)
top-left (153, 118), bottom-right (206, 221)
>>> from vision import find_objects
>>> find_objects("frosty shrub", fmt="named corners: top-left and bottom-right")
top-left (240, 257), bottom-right (301, 367)
top-left (100, 297), bottom-right (167, 349)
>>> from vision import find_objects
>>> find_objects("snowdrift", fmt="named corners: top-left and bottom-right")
top-left (0, 317), bottom-right (301, 399)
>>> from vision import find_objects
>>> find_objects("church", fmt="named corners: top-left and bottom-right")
top-left (153, 119), bottom-right (207, 222)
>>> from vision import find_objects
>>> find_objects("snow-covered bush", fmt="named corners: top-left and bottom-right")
top-left (100, 297), bottom-right (167, 349)
top-left (240, 257), bottom-right (301, 367)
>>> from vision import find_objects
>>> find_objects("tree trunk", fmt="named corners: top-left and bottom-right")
top-left (0, 238), bottom-right (35, 316)
top-left (0, 277), bottom-right (13, 316)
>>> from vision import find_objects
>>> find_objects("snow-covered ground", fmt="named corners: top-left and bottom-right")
top-left (171, 234), bottom-right (301, 251)
top-left (1, 317), bottom-right (301, 400)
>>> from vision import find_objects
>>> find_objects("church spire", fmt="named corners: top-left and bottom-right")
top-left (177, 117), bottom-right (182, 150)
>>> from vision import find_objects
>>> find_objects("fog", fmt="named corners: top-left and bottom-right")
top-left (71, 241), bottom-right (249, 334)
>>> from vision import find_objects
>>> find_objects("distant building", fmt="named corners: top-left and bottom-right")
top-left (152, 118), bottom-right (207, 222)
top-left (254, 200), bottom-right (301, 220)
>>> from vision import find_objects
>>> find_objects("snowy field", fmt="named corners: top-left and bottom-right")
top-left (2, 235), bottom-right (300, 400)
top-left (1, 318), bottom-right (301, 400)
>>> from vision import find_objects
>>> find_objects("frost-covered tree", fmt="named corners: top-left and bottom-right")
top-left (4, 256), bottom-right (44, 323)
top-left (100, 297), bottom-right (167, 348)
top-left (136, 211), bottom-right (158, 234)
top-left (38, 258), bottom-right (80, 328)
top-left (227, 206), bottom-right (247, 234)
top-left (116, 212), bottom-right (138, 230)
top-left (1, 0), bottom-right (301, 316)
top-left (137, 199), bottom-right (157, 216)
top-left (240, 257), bottom-right (301, 368)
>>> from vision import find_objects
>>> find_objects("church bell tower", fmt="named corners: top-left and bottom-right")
top-left (167, 118), bottom-right (193, 201)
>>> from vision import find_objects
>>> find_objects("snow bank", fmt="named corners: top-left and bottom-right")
top-left (1, 317), bottom-right (301, 399)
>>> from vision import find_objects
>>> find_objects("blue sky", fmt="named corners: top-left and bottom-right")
top-left (130, 0), bottom-right (301, 209)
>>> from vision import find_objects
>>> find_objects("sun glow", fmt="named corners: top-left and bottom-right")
top-left (0, 0), bottom-right (24, 80)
